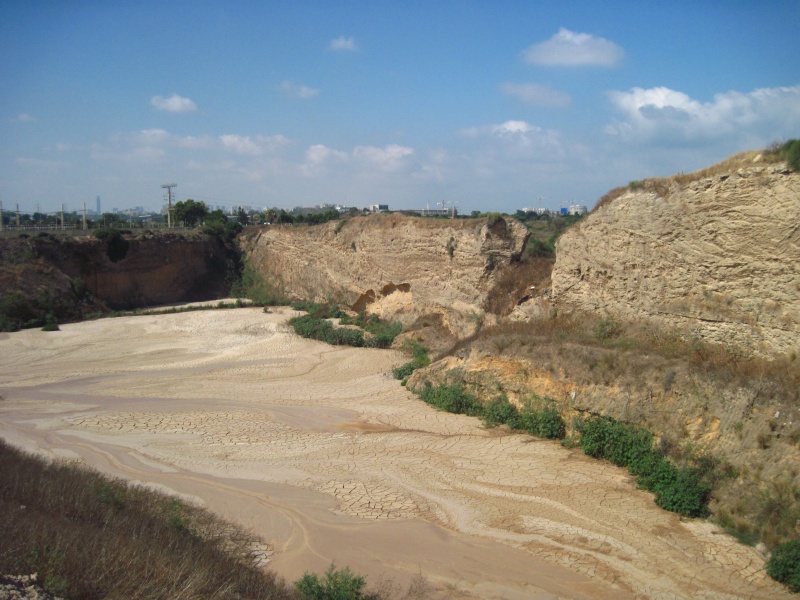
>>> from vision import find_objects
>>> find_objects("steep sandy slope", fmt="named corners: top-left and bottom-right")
top-left (551, 158), bottom-right (800, 357)
top-left (242, 213), bottom-right (528, 337)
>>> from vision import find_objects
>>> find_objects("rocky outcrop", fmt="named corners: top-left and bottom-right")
top-left (0, 231), bottom-right (234, 313)
top-left (551, 160), bottom-right (800, 357)
top-left (242, 213), bottom-right (529, 337)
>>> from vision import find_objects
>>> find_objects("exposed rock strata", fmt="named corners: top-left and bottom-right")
top-left (242, 213), bottom-right (529, 336)
top-left (0, 232), bottom-right (233, 312)
top-left (551, 162), bottom-right (800, 357)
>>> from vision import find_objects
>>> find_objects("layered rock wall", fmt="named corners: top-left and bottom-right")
top-left (1, 232), bottom-right (232, 311)
top-left (552, 162), bottom-right (800, 357)
top-left (242, 213), bottom-right (528, 336)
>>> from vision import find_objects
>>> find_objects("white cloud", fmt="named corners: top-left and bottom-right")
top-left (220, 134), bottom-right (263, 156)
top-left (329, 36), bottom-right (358, 52)
top-left (523, 28), bottom-right (624, 67)
top-left (462, 120), bottom-right (541, 137)
top-left (12, 113), bottom-right (36, 123)
top-left (300, 143), bottom-right (413, 177)
top-left (605, 84), bottom-right (800, 142)
top-left (353, 144), bottom-right (413, 170)
top-left (492, 120), bottom-right (537, 135)
top-left (459, 120), bottom-right (566, 164)
top-left (150, 94), bottom-right (198, 113)
top-left (279, 80), bottom-right (320, 99)
top-left (501, 83), bottom-right (571, 107)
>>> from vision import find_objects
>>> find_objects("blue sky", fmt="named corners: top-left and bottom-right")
top-left (2, 1), bottom-right (799, 215)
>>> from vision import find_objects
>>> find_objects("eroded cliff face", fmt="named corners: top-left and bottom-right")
top-left (242, 213), bottom-right (528, 337)
top-left (552, 161), bottom-right (800, 357)
top-left (0, 231), bottom-right (233, 313)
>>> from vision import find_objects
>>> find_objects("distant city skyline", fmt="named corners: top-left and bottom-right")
top-left (2, 1), bottom-right (799, 214)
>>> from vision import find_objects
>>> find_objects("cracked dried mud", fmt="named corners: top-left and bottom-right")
top-left (0, 307), bottom-right (790, 599)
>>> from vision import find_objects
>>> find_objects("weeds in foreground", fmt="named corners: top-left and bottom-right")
top-left (0, 439), bottom-right (294, 599)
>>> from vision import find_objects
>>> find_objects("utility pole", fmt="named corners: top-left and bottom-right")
top-left (16, 203), bottom-right (20, 227)
top-left (161, 183), bottom-right (177, 228)
top-left (61, 204), bottom-right (65, 230)
top-left (0, 201), bottom-right (4, 231)
top-left (82, 202), bottom-right (87, 230)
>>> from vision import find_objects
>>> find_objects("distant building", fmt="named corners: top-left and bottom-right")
top-left (568, 204), bottom-right (588, 215)
top-left (370, 204), bottom-right (389, 212)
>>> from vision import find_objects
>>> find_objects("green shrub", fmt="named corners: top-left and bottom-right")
top-left (575, 415), bottom-right (711, 517)
top-left (92, 229), bottom-right (130, 262)
top-left (231, 265), bottom-right (289, 306)
top-left (41, 322), bottom-right (60, 331)
top-left (393, 343), bottom-right (430, 380)
top-left (295, 564), bottom-right (373, 600)
top-left (292, 301), bottom-right (345, 320)
top-left (520, 405), bottom-right (566, 439)
top-left (483, 395), bottom-right (522, 429)
top-left (766, 539), bottom-right (800, 592)
top-left (419, 383), bottom-right (483, 417)
top-left (780, 139), bottom-right (800, 171)
top-left (0, 292), bottom-right (36, 331)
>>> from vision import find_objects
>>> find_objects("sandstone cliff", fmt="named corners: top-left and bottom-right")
top-left (241, 213), bottom-right (529, 337)
top-left (551, 156), bottom-right (800, 358)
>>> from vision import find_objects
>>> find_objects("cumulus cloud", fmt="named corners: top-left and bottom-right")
top-left (501, 83), bottom-right (571, 107)
top-left (523, 28), bottom-right (623, 67)
top-left (462, 120), bottom-right (540, 137)
top-left (329, 36), bottom-right (358, 52)
top-left (279, 80), bottom-right (320, 99)
top-left (220, 134), bottom-right (262, 156)
top-left (353, 144), bottom-right (413, 170)
top-left (459, 120), bottom-right (565, 163)
top-left (605, 84), bottom-right (800, 142)
top-left (150, 94), bottom-right (198, 113)
top-left (219, 134), bottom-right (290, 155)
top-left (300, 143), bottom-right (413, 177)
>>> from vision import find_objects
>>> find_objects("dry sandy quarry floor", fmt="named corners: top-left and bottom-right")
top-left (0, 307), bottom-right (792, 599)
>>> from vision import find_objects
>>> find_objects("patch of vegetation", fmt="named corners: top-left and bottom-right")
top-left (0, 292), bottom-right (37, 331)
top-left (0, 439), bottom-right (295, 599)
top-left (519, 397), bottom-right (566, 439)
top-left (483, 394), bottom-right (522, 429)
top-left (289, 304), bottom-right (402, 349)
top-left (295, 564), bottom-right (375, 600)
top-left (418, 382), bottom-right (484, 417)
top-left (231, 264), bottom-right (290, 306)
top-left (92, 228), bottom-right (130, 263)
top-left (777, 138), bottom-right (800, 171)
top-left (392, 341), bottom-right (430, 381)
top-left (766, 539), bottom-right (800, 593)
top-left (574, 415), bottom-right (712, 517)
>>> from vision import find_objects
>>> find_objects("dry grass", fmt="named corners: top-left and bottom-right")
top-left (482, 258), bottom-right (554, 316)
top-left (592, 149), bottom-right (786, 212)
top-left (0, 439), bottom-right (296, 599)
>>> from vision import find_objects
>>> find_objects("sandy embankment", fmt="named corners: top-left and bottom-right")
top-left (0, 307), bottom-right (789, 599)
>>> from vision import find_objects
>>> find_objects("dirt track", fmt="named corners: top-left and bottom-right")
top-left (0, 307), bottom-right (790, 599)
